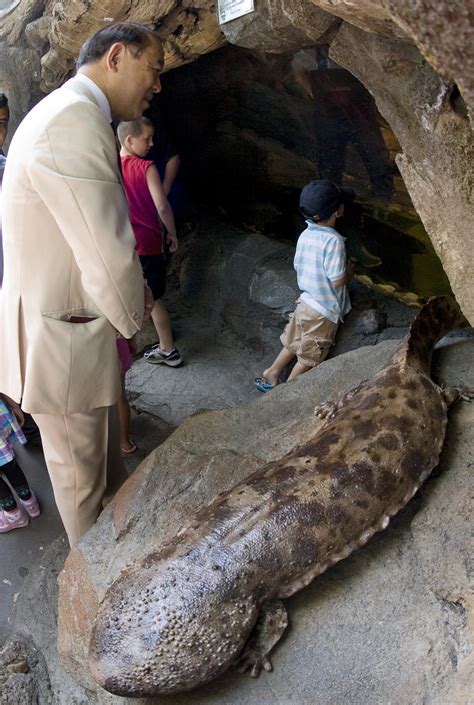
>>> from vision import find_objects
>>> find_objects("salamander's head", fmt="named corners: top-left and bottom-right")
top-left (89, 562), bottom-right (258, 696)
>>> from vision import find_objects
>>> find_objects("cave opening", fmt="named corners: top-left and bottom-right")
top-left (148, 43), bottom-right (452, 307)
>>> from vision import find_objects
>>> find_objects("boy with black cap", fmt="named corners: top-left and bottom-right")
top-left (254, 179), bottom-right (355, 392)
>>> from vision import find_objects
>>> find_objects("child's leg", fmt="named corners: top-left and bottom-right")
top-left (293, 306), bottom-right (338, 381)
top-left (1, 458), bottom-right (31, 502)
top-left (259, 304), bottom-right (302, 387)
top-left (151, 299), bottom-right (173, 353)
top-left (140, 255), bottom-right (174, 352)
top-left (141, 254), bottom-right (182, 366)
top-left (0, 464), bottom-right (30, 532)
top-left (0, 472), bottom-right (18, 511)
top-left (287, 360), bottom-right (312, 381)
top-left (117, 374), bottom-right (136, 454)
top-left (1, 457), bottom-right (40, 518)
top-left (263, 347), bottom-right (296, 387)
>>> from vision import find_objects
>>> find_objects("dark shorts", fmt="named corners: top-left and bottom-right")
top-left (139, 254), bottom-right (166, 301)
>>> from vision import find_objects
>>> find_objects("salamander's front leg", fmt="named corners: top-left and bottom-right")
top-left (314, 399), bottom-right (339, 420)
top-left (314, 381), bottom-right (365, 420)
top-left (234, 600), bottom-right (288, 678)
top-left (442, 386), bottom-right (474, 408)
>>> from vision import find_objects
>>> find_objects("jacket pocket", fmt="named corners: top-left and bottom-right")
top-left (26, 313), bottom-right (121, 414)
top-left (42, 308), bottom-right (101, 323)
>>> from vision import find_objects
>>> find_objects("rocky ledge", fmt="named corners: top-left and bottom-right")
top-left (2, 337), bottom-right (472, 705)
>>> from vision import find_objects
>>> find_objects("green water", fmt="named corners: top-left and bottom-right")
top-left (344, 202), bottom-right (452, 308)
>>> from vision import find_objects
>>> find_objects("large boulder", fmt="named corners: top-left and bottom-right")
top-left (0, 0), bottom-right (226, 93)
top-left (383, 0), bottom-right (474, 125)
top-left (220, 0), bottom-right (337, 53)
top-left (49, 339), bottom-right (473, 704)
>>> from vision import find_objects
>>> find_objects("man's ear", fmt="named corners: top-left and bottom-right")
top-left (106, 42), bottom-right (125, 72)
top-left (336, 204), bottom-right (345, 218)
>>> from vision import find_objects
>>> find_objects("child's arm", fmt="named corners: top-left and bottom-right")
top-left (145, 164), bottom-right (178, 252)
top-left (333, 260), bottom-right (355, 287)
top-left (324, 237), bottom-right (355, 287)
top-left (162, 154), bottom-right (180, 197)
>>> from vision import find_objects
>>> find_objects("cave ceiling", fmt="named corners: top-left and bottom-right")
top-left (0, 0), bottom-right (472, 117)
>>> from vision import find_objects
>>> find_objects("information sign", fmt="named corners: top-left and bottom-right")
top-left (217, 0), bottom-right (254, 24)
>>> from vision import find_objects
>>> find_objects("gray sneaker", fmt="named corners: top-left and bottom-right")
top-left (143, 346), bottom-right (182, 367)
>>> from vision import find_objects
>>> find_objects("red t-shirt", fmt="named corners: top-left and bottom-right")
top-left (120, 155), bottom-right (163, 255)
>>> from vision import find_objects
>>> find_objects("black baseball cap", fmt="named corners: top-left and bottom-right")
top-left (299, 179), bottom-right (355, 222)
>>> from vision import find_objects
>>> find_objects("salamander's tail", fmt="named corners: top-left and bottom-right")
top-left (392, 296), bottom-right (469, 372)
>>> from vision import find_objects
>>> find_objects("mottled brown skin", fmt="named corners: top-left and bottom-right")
top-left (89, 297), bottom-right (468, 697)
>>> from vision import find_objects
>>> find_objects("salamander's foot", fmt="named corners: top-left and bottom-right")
top-left (314, 381), bottom-right (366, 419)
top-left (314, 399), bottom-right (338, 419)
top-left (235, 600), bottom-right (288, 678)
top-left (442, 386), bottom-right (474, 407)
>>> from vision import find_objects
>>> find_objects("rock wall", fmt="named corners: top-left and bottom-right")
top-left (0, 0), bottom-right (472, 322)
top-left (329, 24), bottom-right (474, 347)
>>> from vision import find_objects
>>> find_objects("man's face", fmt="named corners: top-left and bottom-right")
top-left (114, 40), bottom-right (163, 121)
top-left (0, 106), bottom-right (9, 149)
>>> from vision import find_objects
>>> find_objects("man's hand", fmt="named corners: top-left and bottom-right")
top-left (143, 283), bottom-right (154, 323)
top-left (167, 232), bottom-right (178, 253)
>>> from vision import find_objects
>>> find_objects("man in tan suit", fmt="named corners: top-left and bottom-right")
top-left (0, 23), bottom-right (163, 545)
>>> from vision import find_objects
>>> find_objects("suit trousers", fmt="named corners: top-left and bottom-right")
top-left (32, 404), bottom-right (128, 545)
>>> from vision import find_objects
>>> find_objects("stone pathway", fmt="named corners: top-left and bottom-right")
top-left (127, 314), bottom-right (266, 429)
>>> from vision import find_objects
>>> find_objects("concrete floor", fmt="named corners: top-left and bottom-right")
top-left (0, 441), bottom-right (64, 644)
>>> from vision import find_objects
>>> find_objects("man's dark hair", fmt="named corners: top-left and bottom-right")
top-left (0, 92), bottom-right (9, 117)
top-left (76, 22), bottom-right (160, 69)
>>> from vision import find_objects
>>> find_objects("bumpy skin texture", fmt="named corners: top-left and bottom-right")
top-left (89, 297), bottom-right (468, 697)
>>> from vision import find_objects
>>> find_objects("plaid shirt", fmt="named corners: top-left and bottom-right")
top-left (0, 398), bottom-right (26, 466)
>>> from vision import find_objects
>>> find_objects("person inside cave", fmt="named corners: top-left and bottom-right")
top-left (311, 46), bottom-right (394, 201)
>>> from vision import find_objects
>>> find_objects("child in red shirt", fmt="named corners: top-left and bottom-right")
top-left (118, 117), bottom-right (181, 366)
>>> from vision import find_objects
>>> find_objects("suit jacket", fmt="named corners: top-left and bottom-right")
top-left (0, 77), bottom-right (145, 414)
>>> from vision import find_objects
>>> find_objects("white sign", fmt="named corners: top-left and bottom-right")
top-left (218, 0), bottom-right (254, 24)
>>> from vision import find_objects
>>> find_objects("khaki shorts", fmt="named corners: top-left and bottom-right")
top-left (280, 299), bottom-right (338, 368)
